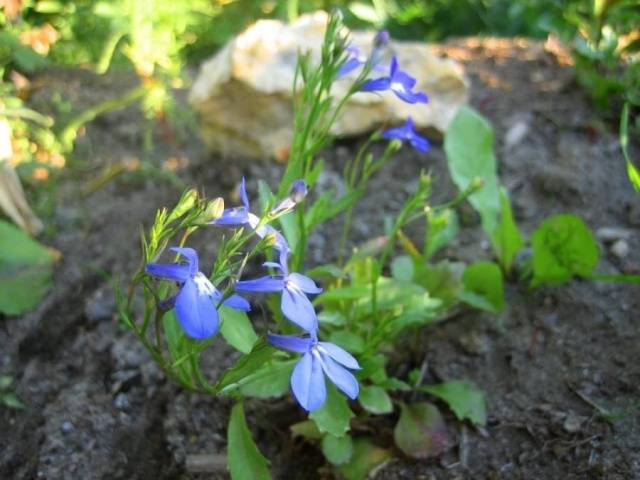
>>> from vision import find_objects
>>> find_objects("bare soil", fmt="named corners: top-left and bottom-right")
top-left (1, 37), bottom-right (639, 479)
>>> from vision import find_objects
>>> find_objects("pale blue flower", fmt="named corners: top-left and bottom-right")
top-left (382, 117), bottom-right (430, 153)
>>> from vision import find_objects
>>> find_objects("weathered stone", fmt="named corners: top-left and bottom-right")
top-left (189, 11), bottom-right (469, 159)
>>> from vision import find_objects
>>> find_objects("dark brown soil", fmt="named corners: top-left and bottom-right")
top-left (1, 37), bottom-right (638, 479)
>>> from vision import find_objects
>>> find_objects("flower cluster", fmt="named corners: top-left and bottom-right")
top-left (145, 179), bottom-right (360, 411)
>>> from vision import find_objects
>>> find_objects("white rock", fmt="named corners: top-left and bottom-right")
top-left (189, 11), bottom-right (469, 159)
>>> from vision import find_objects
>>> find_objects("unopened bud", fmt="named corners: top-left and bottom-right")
top-left (289, 180), bottom-right (308, 203)
top-left (202, 197), bottom-right (225, 222)
top-left (373, 30), bottom-right (390, 49)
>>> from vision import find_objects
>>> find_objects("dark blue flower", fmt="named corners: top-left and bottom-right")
top-left (361, 56), bottom-right (428, 104)
top-left (268, 333), bottom-right (360, 411)
top-left (145, 247), bottom-right (250, 339)
top-left (382, 117), bottom-right (430, 153)
top-left (236, 250), bottom-right (321, 333)
top-left (211, 177), bottom-right (289, 253)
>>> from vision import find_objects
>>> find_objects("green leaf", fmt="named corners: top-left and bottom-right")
top-left (305, 187), bottom-right (364, 232)
top-left (390, 255), bottom-right (414, 282)
top-left (219, 306), bottom-right (259, 354)
top-left (1, 392), bottom-right (25, 410)
top-left (317, 310), bottom-right (346, 326)
top-left (460, 261), bottom-right (505, 313)
top-left (490, 188), bottom-right (524, 273)
top-left (358, 355), bottom-right (387, 384)
top-left (327, 330), bottom-right (365, 355)
top-left (227, 402), bottom-right (271, 480)
top-left (424, 208), bottom-right (459, 259)
top-left (620, 103), bottom-right (640, 194)
top-left (444, 106), bottom-right (500, 233)
top-left (290, 420), bottom-right (322, 440)
top-left (239, 360), bottom-right (295, 398)
top-left (0, 220), bottom-right (54, 315)
top-left (359, 385), bottom-right (393, 414)
top-left (422, 380), bottom-right (487, 426)
top-left (393, 402), bottom-right (449, 459)
top-left (317, 285), bottom-right (369, 303)
top-left (0, 376), bottom-right (13, 390)
top-left (413, 261), bottom-right (464, 311)
top-left (310, 384), bottom-right (355, 437)
top-left (163, 311), bottom-right (192, 385)
top-left (216, 340), bottom-right (276, 394)
top-left (531, 214), bottom-right (599, 286)
top-left (322, 434), bottom-right (354, 465)
top-left (338, 437), bottom-right (392, 480)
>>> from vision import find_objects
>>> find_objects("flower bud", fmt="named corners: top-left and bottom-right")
top-left (289, 180), bottom-right (308, 204)
top-left (373, 30), bottom-right (390, 49)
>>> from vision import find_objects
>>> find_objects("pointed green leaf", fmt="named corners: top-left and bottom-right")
top-left (391, 255), bottom-right (414, 282)
top-left (424, 208), bottom-right (459, 259)
top-left (620, 103), bottom-right (640, 194)
top-left (460, 261), bottom-right (505, 313)
top-left (1, 392), bottom-right (25, 410)
top-left (0, 220), bottom-right (54, 315)
top-left (490, 188), bottom-right (524, 273)
top-left (239, 360), bottom-right (295, 398)
top-left (219, 306), bottom-right (258, 354)
top-left (423, 380), bottom-right (487, 426)
top-left (310, 384), bottom-right (354, 437)
top-left (216, 339), bottom-right (276, 393)
top-left (394, 402), bottom-right (449, 459)
top-left (227, 402), bottom-right (271, 480)
top-left (444, 106), bottom-right (500, 233)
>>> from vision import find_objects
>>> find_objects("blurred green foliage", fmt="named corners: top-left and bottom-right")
top-left (0, 0), bottom-right (638, 168)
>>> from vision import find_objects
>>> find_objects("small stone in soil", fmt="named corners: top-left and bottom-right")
top-left (61, 421), bottom-right (74, 434)
top-left (610, 239), bottom-right (629, 259)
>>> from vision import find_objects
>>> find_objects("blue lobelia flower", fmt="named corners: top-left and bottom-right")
top-left (269, 179), bottom-right (308, 217)
top-left (361, 56), bottom-right (428, 104)
top-left (268, 333), bottom-right (360, 411)
top-left (210, 177), bottom-right (289, 253)
top-left (145, 247), bottom-right (250, 340)
top-left (382, 116), bottom-right (431, 153)
top-left (337, 45), bottom-right (367, 78)
top-left (235, 250), bottom-right (321, 333)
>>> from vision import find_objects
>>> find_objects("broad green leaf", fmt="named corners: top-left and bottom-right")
top-left (227, 402), bottom-right (271, 480)
top-left (239, 360), bottom-right (295, 398)
top-left (359, 385), bottom-right (393, 414)
top-left (216, 340), bottom-right (276, 393)
top-left (424, 208), bottom-right (459, 259)
top-left (460, 261), bottom-right (505, 313)
top-left (620, 103), bottom-right (640, 194)
top-left (290, 420), bottom-right (322, 440)
top-left (327, 330), bottom-right (365, 355)
top-left (393, 402), bottom-right (449, 459)
top-left (390, 255), bottom-right (414, 282)
top-left (423, 380), bottom-right (487, 426)
top-left (444, 106), bottom-right (500, 233)
top-left (219, 306), bottom-right (259, 354)
top-left (0, 220), bottom-right (54, 315)
top-left (531, 214), bottom-right (599, 286)
top-left (490, 189), bottom-right (524, 273)
top-left (338, 437), bottom-right (392, 480)
top-left (414, 261), bottom-right (464, 311)
top-left (376, 377), bottom-right (411, 391)
top-left (322, 434), bottom-right (354, 465)
top-left (310, 384), bottom-right (354, 437)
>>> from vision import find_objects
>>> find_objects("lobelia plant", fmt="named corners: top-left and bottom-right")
top-left (119, 11), bottom-right (500, 480)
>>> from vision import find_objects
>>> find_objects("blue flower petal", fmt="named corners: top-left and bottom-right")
top-left (212, 207), bottom-right (250, 226)
top-left (288, 273), bottom-right (322, 294)
top-left (169, 247), bottom-right (199, 273)
top-left (318, 342), bottom-right (361, 370)
top-left (239, 177), bottom-right (249, 210)
top-left (145, 262), bottom-right (191, 282)
top-left (318, 353), bottom-right (359, 399)
top-left (267, 333), bottom-right (312, 353)
top-left (281, 287), bottom-right (318, 332)
top-left (175, 278), bottom-right (219, 339)
top-left (223, 294), bottom-right (251, 311)
top-left (411, 135), bottom-right (431, 153)
top-left (338, 57), bottom-right (363, 77)
top-left (236, 276), bottom-right (285, 293)
top-left (361, 76), bottom-right (391, 92)
top-left (291, 352), bottom-right (326, 411)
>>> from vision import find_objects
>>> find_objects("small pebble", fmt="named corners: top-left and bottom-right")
top-left (610, 239), bottom-right (629, 259)
top-left (61, 421), bottom-right (74, 434)
top-left (596, 227), bottom-right (630, 242)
